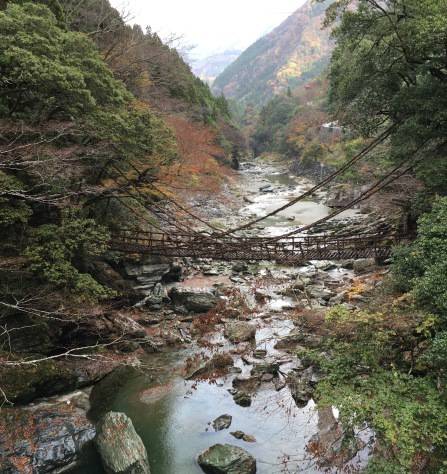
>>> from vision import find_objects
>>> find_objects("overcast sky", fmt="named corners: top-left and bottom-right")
top-left (109, 0), bottom-right (306, 60)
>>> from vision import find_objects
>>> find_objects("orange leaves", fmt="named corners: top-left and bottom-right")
top-left (159, 115), bottom-right (233, 196)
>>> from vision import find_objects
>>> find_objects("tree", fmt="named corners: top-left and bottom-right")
top-left (321, 0), bottom-right (447, 187)
top-left (392, 197), bottom-right (447, 318)
top-left (251, 95), bottom-right (297, 155)
top-left (0, 2), bottom-right (130, 121)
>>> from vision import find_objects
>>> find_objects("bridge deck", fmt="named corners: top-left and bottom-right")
top-left (111, 230), bottom-right (402, 264)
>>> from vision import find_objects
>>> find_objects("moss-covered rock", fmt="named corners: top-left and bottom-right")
top-left (197, 444), bottom-right (256, 474)
top-left (0, 360), bottom-right (79, 404)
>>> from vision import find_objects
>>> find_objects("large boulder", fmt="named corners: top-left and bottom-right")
top-left (0, 392), bottom-right (95, 473)
top-left (197, 444), bottom-right (256, 474)
top-left (95, 412), bottom-right (150, 474)
top-left (169, 287), bottom-right (219, 313)
top-left (224, 322), bottom-right (256, 343)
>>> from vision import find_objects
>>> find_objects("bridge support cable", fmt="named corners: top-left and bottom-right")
top-left (114, 124), bottom-right (398, 240)
top-left (121, 159), bottom-right (223, 234)
top-left (213, 124), bottom-right (399, 237)
top-left (270, 140), bottom-right (432, 240)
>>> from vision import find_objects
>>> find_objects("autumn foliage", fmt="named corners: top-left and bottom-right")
top-left (160, 116), bottom-right (234, 195)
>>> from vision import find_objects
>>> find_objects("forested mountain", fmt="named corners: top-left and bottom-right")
top-left (0, 0), bottom-right (240, 305)
top-left (192, 50), bottom-right (242, 85)
top-left (213, 0), bottom-right (333, 106)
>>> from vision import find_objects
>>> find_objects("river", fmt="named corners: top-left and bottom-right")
top-left (70, 157), bottom-right (369, 474)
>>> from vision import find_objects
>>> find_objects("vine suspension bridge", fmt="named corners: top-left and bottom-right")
top-left (111, 125), bottom-right (417, 265)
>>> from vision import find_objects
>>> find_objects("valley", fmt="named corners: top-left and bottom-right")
top-left (1, 0), bottom-right (447, 473)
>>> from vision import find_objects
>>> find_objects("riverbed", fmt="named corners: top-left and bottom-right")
top-left (70, 157), bottom-right (371, 473)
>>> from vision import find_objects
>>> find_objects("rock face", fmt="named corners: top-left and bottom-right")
top-left (124, 262), bottom-right (171, 295)
top-left (308, 407), bottom-right (365, 467)
top-left (169, 287), bottom-right (219, 313)
top-left (197, 444), bottom-right (256, 474)
top-left (0, 392), bottom-right (95, 474)
top-left (224, 322), bottom-right (256, 343)
top-left (95, 412), bottom-right (150, 474)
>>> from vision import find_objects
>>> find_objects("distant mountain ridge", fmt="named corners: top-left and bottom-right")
top-left (192, 50), bottom-right (242, 85)
top-left (213, 0), bottom-right (333, 106)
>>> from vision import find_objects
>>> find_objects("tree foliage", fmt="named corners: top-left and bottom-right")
top-left (251, 95), bottom-right (297, 155)
top-left (392, 197), bottom-right (447, 318)
top-left (0, 1), bottom-right (181, 300)
top-left (0, 2), bottom-right (130, 121)
top-left (25, 217), bottom-right (113, 299)
top-left (321, 0), bottom-right (447, 186)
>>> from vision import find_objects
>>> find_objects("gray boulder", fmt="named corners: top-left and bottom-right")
top-left (95, 412), bottom-right (150, 474)
top-left (224, 322), bottom-right (256, 343)
top-left (169, 288), bottom-right (219, 313)
top-left (198, 444), bottom-right (256, 474)
top-left (0, 392), bottom-right (95, 474)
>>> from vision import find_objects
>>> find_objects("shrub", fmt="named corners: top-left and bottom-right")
top-left (392, 197), bottom-right (447, 320)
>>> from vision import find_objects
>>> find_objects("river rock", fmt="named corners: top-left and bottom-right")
top-left (307, 285), bottom-right (334, 301)
top-left (251, 361), bottom-right (280, 376)
top-left (95, 411), bottom-right (150, 474)
top-left (230, 431), bottom-right (256, 443)
top-left (261, 373), bottom-right (274, 382)
top-left (274, 329), bottom-right (303, 350)
top-left (353, 258), bottom-right (376, 274)
top-left (328, 291), bottom-right (348, 306)
top-left (232, 376), bottom-right (261, 394)
top-left (0, 392), bottom-right (95, 473)
top-left (232, 262), bottom-right (248, 273)
top-left (169, 287), bottom-right (219, 313)
top-left (287, 373), bottom-right (314, 408)
top-left (213, 414), bottom-right (232, 431)
top-left (291, 276), bottom-right (312, 291)
top-left (197, 444), bottom-right (256, 474)
top-left (224, 322), bottom-right (256, 343)
top-left (253, 349), bottom-right (267, 358)
top-left (232, 391), bottom-right (252, 407)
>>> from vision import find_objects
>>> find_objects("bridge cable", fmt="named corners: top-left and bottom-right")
top-left (110, 164), bottom-right (198, 235)
top-left (215, 124), bottom-right (399, 237)
top-left (118, 160), bottom-right (221, 234)
top-left (269, 141), bottom-right (431, 240)
top-left (118, 124), bottom-right (399, 239)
